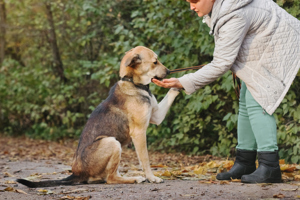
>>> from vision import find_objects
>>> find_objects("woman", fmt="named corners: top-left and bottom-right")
top-left (152, 0), bottom-right (300, 183)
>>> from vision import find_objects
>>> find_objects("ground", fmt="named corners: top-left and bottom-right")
top-left (0, 136), bottom-right (299, 200)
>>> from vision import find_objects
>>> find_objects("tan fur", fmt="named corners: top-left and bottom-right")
top-left (69, 46), bottom-right (180, 184)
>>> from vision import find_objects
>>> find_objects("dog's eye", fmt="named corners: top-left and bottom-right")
top-left (154, 61), bottom-right (158, 65)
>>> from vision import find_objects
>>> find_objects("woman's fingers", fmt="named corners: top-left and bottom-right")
top-left (152, 78), bottom-right (183, 89)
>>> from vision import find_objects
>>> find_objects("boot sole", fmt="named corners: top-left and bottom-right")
top-left (241, 178), bottom-right (282, 184)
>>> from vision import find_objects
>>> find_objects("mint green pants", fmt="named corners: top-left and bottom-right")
top-left (236, 82), bottom-right (278, 152)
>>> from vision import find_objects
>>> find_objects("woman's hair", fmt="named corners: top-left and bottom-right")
top-left (186, 0), bottom-right (199, 3)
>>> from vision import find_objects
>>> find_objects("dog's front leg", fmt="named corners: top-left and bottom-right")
top-left (150, 88), bottom-right (180, 125)
top-left (131, 130), bottom-right (163, 183)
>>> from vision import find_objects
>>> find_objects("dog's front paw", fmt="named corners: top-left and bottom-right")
top-left (135, 176), bottom-right (147, 183)
top-left (147, 175), bottom-right (164, 183)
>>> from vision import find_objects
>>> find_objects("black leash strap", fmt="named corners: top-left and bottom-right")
top-left (168, 64), bottom-right (206, 74)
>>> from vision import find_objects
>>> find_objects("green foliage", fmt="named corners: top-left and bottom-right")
top-left (0, 0), bottom-right (299, 163)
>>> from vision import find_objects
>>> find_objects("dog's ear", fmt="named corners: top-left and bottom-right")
top-left (124, 54), bottom-right (142, 68)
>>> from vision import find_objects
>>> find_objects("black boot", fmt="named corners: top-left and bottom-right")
top-left (241, 151), bottom-right (282, 183)
top-left (216, 149), bottom-right (257, 180)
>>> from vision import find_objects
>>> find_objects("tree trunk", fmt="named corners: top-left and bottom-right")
top-left (44, 2), bottom-right (67, 82)
top-left (0, 0), bottom-right (6, 66)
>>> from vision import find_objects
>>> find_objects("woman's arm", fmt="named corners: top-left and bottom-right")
top-left (154, 14), bottom-right (250, 93)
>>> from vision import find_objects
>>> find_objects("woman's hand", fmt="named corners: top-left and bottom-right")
top-left (152, 78), bottom-right (183, 89)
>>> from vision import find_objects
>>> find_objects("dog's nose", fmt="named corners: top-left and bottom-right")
top-left (166, 69), bottom-right (170, 75)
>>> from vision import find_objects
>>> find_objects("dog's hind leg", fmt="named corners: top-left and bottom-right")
top-left (95, 137), bottom-right (145, 184)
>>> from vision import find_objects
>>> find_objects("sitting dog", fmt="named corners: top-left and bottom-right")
top-left (17, 46), bottom-right (180, 187)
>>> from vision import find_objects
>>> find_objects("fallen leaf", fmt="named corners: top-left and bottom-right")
top-left (161, 170), bottom-right (172, 177)
top-left (3, 172), bottom-right (14, 177)
top-left (280, 164), bottom-right (296, 172)
top-left (171, 171), bottom-right (182, 176)
top-left (194, 166), bottom-right (206, 175)
top-left (60, 196), bottom-right (75, 200)
top-left (220, 181), bottom-right (230, 185)
top-left (38, 189), bottom-right (54, 195)
top-left (294, 175), bottom-right (300, 181)
top-left (15, 189), bottom-right (28, 195)
top-left (4, 187), bottom-right (14, 192)
top-left (279, 159), bottom-right (285, 164)
top-left (231, 178), bottom-right (241, 182)
top-left (210, 175), bottom-right (216, 181)
top-left (281, 188), bottom-right (298, 191)
top-left (206, 161), bottom-right (218, 168)
top-left (26, 175), bottom-right (42, 181)
top-left (198, 180), bottom-right (217, 184)
top-left (222, 160), bottom-right (234, 170)
top-left (273, 193), bottom-right (285, 198)
top-left (4, 180), bottom-right (17, 184)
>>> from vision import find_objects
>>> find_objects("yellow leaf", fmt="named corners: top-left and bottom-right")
top-left (4, 187), bottom-right (14, 192)
top-left (171, 171), bottom-right (182, 176)
top-left (206, 161), bottom-right (218, 168)
top-left (279, 159), bottom-right (285, 164)
top-left (222, 160), bottom-right (234, 170)
top-left (5, 180), bottom-right (17, 184)
top-left (38, 189), bottom-right (48, 193)
top-left (161, 170), bottom-right (171, 177)
top-left (280, 164), bottom-right (296, 172)
top-left (194, 166), bottom-right (206, 175)
top-left (231, 178), bottom-right (241, 182)
top-left (210, 175), bottom-right (216, 181)
top-left (3, 172), bottom-right (14, 177)
top-left (294, 175), bottom-right (300, 181)
top-left (220, 180), bottom-right (230, 185)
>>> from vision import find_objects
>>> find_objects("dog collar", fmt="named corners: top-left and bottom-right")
top-left (121, 77), bottom-right (152, 96)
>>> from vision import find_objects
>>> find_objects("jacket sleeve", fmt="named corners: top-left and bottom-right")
top-left (178, 15), bottom-right (250, 94)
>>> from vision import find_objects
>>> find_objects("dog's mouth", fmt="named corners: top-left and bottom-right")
top-left (152, 76), bottom-right (164, 81)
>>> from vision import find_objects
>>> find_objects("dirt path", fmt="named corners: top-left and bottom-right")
top-left (0, 136), bottom-right (299, 199)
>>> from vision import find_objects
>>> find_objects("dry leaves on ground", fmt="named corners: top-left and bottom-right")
top-left (1, 135), bottom-right (300, 183)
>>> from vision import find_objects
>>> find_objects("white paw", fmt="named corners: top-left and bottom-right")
top-left (147, 175), bottom-right (164, 183)
top-left (135, 176), bottom-right (146, 183)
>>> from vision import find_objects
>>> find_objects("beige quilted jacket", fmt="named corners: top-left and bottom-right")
top-left (178, 0), bottom-right (300, 115)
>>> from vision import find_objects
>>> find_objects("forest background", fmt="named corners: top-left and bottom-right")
top-left (0, 0), bottom-right (299, 163)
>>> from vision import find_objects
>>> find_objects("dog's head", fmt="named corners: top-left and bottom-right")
top-left (120, 46), bottom-right (169, 85)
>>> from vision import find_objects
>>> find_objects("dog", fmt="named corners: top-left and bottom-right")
top-left (16, 46), bottom-right (180, 187)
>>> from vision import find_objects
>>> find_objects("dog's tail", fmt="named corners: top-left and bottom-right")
top-left (16, 174), bottom-right (84, 188)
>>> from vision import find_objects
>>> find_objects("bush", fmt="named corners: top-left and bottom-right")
top-left (0, 0), bottom-right (299, 163)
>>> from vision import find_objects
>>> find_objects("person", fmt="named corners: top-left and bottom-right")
top-left (152, 0), bottom-right (300, 183)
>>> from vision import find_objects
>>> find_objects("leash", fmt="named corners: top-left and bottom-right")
top-left (167, 64), bottom-right (241, 99)
top-left (167, 64), bottom-right (206, 74)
